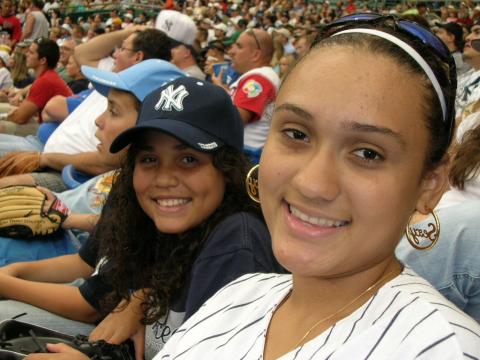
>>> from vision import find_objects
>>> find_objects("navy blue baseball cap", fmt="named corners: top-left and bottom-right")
top-left (110, 77), bottom-right (244, 153)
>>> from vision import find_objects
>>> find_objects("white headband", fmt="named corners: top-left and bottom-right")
top-left (332, 28), bottom-right (447, 122)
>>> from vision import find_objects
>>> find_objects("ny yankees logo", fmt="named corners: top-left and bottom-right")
top-left (163, 19), bottom-right (173, 32)
top-left (155, 85), bottom-right (189, 111)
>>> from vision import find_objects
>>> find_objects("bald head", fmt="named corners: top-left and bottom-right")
top-left (249, 29), bottom-right (274, 64)
top-left (230, 29), bottom-right (275, 73)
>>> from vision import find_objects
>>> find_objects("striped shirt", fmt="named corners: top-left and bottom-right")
top-left (155, 268), bottom-right (480, 359)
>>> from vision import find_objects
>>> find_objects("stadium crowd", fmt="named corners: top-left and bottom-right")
top-left (0, 0), bottom-right (479, 359)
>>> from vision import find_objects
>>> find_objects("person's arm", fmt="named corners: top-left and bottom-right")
top-left (232, 74), bottom-right (277, 125)
top-left (237, 107), bottom-right (254, 124)
top-left (41, 95), bottom-right (69, 122)
top-left (74, 25), bottom-right (143, 67)
top-left (25, 343), bottom-right (89, 360)
top-left (0, 173), bottom-right (36, 188)
top-left (40, 151), bottom-right (120, 175)
top-left (62, 213), bottom-right (99, 233)
top-left (0, 253), bottom-right (93, 282)
top-left (20, 13), bottom-right (34, 41)
top-left (7, 99), bottom-right (38, 124)
top-left (0, 254), bottom-right (99, 322)
top-left (0, 274), bottom-right (100, 322)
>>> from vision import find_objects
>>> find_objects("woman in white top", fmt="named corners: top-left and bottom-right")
top-left (26, 13), bottom-right (480, 360)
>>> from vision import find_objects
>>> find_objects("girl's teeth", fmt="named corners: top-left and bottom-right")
top-left (156, 199), bottom-right (189, 207)
top-left (290, 205), bottom-right (347, 227)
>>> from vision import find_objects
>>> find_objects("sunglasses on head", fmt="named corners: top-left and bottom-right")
top-left (316, 13), bottom-right (456, 140)
top-left (321, 13), bottom-right (451, 62)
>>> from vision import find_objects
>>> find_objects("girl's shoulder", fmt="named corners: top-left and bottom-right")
top-left (373, 268), bottom-right (480, 357)
top-left (201, 212), bottom-right (269, 253)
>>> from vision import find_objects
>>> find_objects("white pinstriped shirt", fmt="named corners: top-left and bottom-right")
top-left (155, 268), bottom-right (480, 359)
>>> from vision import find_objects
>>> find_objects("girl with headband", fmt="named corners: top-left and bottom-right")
top-left (27, 14), bottom-right (480, 360)
top-left (153, 14), bottom-right (479, 359)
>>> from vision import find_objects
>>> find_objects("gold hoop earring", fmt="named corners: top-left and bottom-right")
top-left (245, 164), bottom-right (260, 203)
top-left (405, 209), bottom-right (440, 250)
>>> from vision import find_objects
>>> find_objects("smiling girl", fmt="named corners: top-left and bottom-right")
top-left (77, 77), bottom-right (282, 359)
top-left (153, 14), bottom-right (480, 359)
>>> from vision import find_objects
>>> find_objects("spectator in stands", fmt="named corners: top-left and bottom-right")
top-left (66, 56), bottom-right (88, 94)
top-left (9, 50), bottom-right (33, 88)
top-left (71, 25), bottom-right (85, 44)
top-left (203, 40), bottom-right (226, 80)
top-left (21, 0), bottom-right (49, 41)
top-left (275, 27), bottom-right (295, 54)
top-left (0, 0), bottom-right (22, 47)
top-left (121, 13), bottom-right (134, 29)
top-left (278, 53), bottom-right (295, 79)
top-left (49, 9), bottom-right (61, 28)
top-left (456, 24), bottom-right (480, 117)
top-left (294, 34), bottom-right (312, 58)
top-left (56, 38), bottom-right (77, 83)
top-left (271, 32), bottom-right (285, 72)
top-left (0, 38), bottom-right (71, 136)
top-left (156, 10), bottom-right (206, 80)
top-left (213, 22), bottom-right (227, 41)
top-left (435, 22), bottom-right (470, 76)
top-left (0, 51), bottom-right (12, 90)
top-left (213, 29), bottom-right (280, 152)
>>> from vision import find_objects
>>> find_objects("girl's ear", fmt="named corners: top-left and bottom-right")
top-left (415, 158), bottom-right (449, 214)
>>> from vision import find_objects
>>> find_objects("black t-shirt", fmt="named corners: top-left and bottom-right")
top-left (67, 79), bottom-right (89, 94)
top-left (144, 211), bottom-right (286, 358)
top-left (78, 211), bottom-right (285, 317)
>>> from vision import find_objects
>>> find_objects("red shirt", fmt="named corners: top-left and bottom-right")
top-left (27, 68), bottom-right (73, 122)
top-left (0, 15), bottom-right (22, 42)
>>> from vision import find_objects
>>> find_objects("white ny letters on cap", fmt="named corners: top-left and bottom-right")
top-left (154, 84), bottom-right (189, 111)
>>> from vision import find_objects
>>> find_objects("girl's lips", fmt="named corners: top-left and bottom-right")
top-left (283, 201), bottom-right (349, 239)
top-left (152, 198), bottom-right (191, 213)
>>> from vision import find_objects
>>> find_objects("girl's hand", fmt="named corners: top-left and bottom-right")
top-left (25, 343), bottom-right (89, 360)
top-left (89, 295), bottom-right (145, 360)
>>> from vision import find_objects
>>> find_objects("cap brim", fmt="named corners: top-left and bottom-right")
top-left (81, 66), bottom-right (130, 98)
top-left (169, 37), bottom-right (185, 48)
top-left (110, 118), bottom-right (225, 153)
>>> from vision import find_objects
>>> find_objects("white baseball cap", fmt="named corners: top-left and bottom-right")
top-left (155, 10), bottom-right (197, 46)
top-left (214, 23), bottom-right (227, 33)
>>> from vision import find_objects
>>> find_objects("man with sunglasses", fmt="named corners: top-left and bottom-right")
top-left (213, 28), bottom-right (280, 153)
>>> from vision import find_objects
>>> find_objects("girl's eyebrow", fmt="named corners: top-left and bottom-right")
top-left (341, 120), bottom-right (407, 149)
top-left (275, 103), bottom-right (313, 121)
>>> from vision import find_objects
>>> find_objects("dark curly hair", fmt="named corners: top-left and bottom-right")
top-left (95, 139), bottom-right (259, 324)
